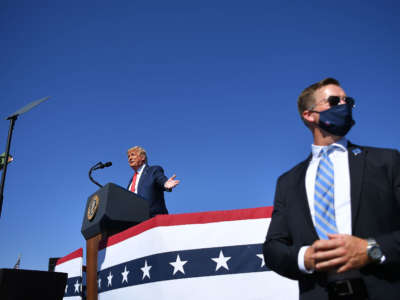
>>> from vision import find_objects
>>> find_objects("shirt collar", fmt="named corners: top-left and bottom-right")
top-left (136, 163), bottom-right (146, 174)
top-left (311, 137), bottom-right (348, 158)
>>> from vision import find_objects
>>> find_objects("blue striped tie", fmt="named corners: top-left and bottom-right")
top-left (314, 147), bottom-right (338, 239)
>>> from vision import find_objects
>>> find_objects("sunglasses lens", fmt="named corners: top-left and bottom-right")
top-left (327, 96), bottom-right (355, 107)
top-left (328, 96), bottom-right (340, 106)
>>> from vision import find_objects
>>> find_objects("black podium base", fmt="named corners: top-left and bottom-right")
top-left (0, 268), bottom-right (67, 300)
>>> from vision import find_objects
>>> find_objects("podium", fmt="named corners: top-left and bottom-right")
top-left (81, 183), bottom-right (150, 300)
top-left (0, 268), bottom-right (67, 300)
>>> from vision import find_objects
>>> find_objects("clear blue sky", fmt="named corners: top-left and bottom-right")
top-left (1, 0), bottom-right (399, 271)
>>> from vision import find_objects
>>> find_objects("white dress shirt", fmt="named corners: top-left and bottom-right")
top-left (128, 164), bottom-right (146, 193)
top-left (298, 138), bottom-right (352, 272)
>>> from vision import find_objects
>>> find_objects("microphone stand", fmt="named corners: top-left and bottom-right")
top-left (0, 96), bottom-right (50, 218)
top-left (88, 163), bottom-right (103, 188)
top-left (0, 116), bottom-right (16, 217)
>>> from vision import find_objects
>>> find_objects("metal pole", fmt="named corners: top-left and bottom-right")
top-left (86, 233), bottom-right (102, 300)
top-left (0, 116), bottom-right (17, 217)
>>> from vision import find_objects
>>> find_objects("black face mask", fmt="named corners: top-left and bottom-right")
top-left (315, 103), bottom-right (355, 136)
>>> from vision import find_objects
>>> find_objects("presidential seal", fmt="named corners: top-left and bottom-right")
top-left (87, 194), bottom-right (100, 221)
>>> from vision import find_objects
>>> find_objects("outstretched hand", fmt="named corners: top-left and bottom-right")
top-left (164, 174), bottom-right (180, 190)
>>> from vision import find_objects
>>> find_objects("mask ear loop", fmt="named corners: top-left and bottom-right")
top-left (346, 97), bottom-right (356, 108)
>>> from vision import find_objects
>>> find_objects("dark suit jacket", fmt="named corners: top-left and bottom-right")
top-left (263, 143), bottom-right (400, 300)
top-left (127, 165), bottom-right (170, 217)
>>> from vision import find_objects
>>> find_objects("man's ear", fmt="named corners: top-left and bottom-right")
top-left (302, 110), bottom-right (316, 124)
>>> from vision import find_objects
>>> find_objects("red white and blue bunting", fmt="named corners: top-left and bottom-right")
top-left (55, 248), bottom-right (83, 299)
top-left (97, 207), bottom-right (298, 300)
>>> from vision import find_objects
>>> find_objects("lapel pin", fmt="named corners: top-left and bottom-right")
top-left (352, 148), bottom-right (362, 156)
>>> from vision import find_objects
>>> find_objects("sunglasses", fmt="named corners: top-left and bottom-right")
top-left (325, 96), bottom-right (355, 107)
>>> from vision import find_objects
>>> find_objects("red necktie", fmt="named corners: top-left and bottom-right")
top-left (130, 172), bottom-right (138, 193)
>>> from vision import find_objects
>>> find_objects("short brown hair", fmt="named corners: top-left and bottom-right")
top-left (297, 77), bottom-right (340, 122)
top-left (127, 146), bottom-right (147, 163)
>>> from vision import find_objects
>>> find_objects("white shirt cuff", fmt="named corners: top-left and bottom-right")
top-left (298, 246), bottom-right (314, 274)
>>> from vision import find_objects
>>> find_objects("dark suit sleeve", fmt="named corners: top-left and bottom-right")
top-left (153, 166), bottom-right (170, 191)
top-left (263, 176), bottom-right (303, 280)
top-left (375, 149), bottom-right (400, 265)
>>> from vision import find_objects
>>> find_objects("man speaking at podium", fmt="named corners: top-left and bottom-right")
top-left (127, 146), bottom-right (180, 218)
top-left (263, 78), bottom-right (400, 300)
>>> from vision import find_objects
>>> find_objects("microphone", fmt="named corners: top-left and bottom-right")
top-left (92, 161), bottom-right (112, 170)
top-left (98, 161), bottom-right (112, 169)
top-left (88, 161), bottom-right (112, 188)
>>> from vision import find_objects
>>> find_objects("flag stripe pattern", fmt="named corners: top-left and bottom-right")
top-left (64, 276), bottom-right (84, 297)
top-left (99, 206), bottom-right (274, 250)
top-left (55, 248), bottom-right (83, 300)
top-left (98, 243), bottom-right (266, 293)
top-left (97, 206), bottom-right (298, 300)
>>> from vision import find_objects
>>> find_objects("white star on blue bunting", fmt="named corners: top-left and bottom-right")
top-left (121, 266), bottom-right (130, 283)
top-left (256, 254), bottom-right (265, 267)
top-left (170, 254), bottom-right (188, 275)
top-left (74, 280), bottom-right (80, 293)
top-left (211, 250), bottom-right (231, 271)
top-left (107, 271), bottom-right (113, 287)
top-left (141, 260), bottom-right (152, 279)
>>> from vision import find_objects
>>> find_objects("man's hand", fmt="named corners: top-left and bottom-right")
top-left (312, 234), bottom-right (370, 273)
top-left (304, 246), bottom-right (316, 271)
top-left (164, 174), bottom-right (180, 190)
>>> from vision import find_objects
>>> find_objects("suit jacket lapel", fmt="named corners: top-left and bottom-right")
top-left (297, 155), bottom-right (319, 238)
top-left (347, 142), bottom-right (366, 232)
top-left (137, 165), bottom-right (149, 194)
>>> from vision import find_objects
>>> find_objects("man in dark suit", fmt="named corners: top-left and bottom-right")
top-left (127, 146), bottom-right (180, 217)
top-left (263, 78), bottom-right (400, 300)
